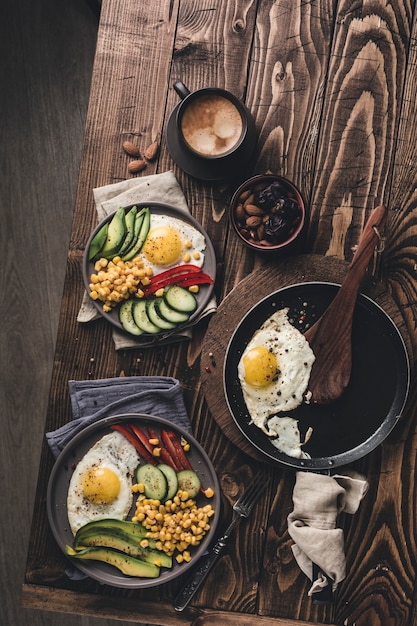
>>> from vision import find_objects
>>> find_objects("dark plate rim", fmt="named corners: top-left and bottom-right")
top-left (82, 202), bottom-right (216, 340)
top-left (223, 281), bottom-right (410, 470)
top-left (47, 413), bottom-right (220, 588)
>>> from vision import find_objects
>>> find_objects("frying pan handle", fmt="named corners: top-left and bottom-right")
top-left (311, 562), bottom-right (333, 604)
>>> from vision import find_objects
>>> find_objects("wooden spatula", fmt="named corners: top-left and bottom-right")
top-left (304, 204), bottom-right (388, 404)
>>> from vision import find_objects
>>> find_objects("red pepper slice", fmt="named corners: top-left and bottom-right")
top-left (161, 429), bottom-right (194, 471)
top-left (160, 430), bottom-right (184, 470)
top-left (147, 426), bottom-right (179, 470)
top-left (173, 274), bottom-right (214, 288)
top-left (142, 270), bottom-right (214, 297)
top-left (111, 424), bottom-right (156, 465)
top-left (149, 264), bottom-right (201, 283)
top-left (129, 424), bottom-right (155, 454)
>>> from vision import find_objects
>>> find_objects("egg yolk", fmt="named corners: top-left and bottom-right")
top-left (142, 226), bottom-right (182, 266)
top-left (82, 467), bottom-right (120, 504)
top-left (242, 346), bottom-right (278, 387)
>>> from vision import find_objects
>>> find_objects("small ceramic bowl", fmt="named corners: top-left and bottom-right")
top-left (229, 174), bottom-right (306, 253)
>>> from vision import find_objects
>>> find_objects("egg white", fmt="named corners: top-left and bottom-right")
top-left (267, 416), bottom-right (312, 459)
top-left (238, 308), bottom-right (315, 432)
top-left (138, 213), bottom-right (206, 275)
top-left (67, 431), bottom-right (140, 534)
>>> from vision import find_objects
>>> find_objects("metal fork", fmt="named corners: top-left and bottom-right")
top-left (174, 470), bottom-right (271, 612)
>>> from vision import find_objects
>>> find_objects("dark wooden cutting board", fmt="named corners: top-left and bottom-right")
top-left (200, 253), bottom-right (411, 461)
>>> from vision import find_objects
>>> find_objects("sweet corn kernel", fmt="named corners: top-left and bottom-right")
top-left (188, 285), bottom-right (199, 293)
top-left (183, 253), bottom-right (191, 263)
top-left (193, 251), bottom-right (201, 260)
top-left (133, 490), bottom-right (215, 558)
top-left (155, 288), bottom-right (164, 298)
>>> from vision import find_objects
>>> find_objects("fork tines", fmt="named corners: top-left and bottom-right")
top-left (235, 469), bottom-right (271, 515)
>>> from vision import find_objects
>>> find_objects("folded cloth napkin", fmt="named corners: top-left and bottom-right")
top-left (287, 470), bottom-right (368, 596)
top-left (77, 170), bottom-right (217, 349)
top-left (46, 375), bottom-right (192, 459)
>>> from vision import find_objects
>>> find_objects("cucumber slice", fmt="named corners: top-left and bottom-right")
top-left (122, 207), bottom-right (151, 261)
top-left (164, 285), bottom-right (197, 314)
top-left (156, 298), bottom-right (190, 324)
top-left (157, 463), bottom-right (179, 501)
top-left (136, 464), bottom-right (167, 501)
top-left (176, 469), bottom-right (201, 498)
top-left (132, 300), bottom-right (161, 334)
top-left (117, 206), bottom-right (138, 256)
top-left (146, 299), bottom-right (177, 330)
top-left (119, 300), bottom-right (143, 336)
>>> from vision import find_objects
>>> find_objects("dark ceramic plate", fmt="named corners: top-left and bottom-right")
top-left (47, 413), bottom-right (220, 588)
top-left (82, 202), bottom-right (216, 339)
top-left (224, 282), bottom-right (410, 470)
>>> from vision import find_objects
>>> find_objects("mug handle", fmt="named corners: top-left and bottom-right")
top-left (174, 81), bottom-right (190, 100)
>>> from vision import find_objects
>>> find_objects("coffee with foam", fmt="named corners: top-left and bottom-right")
top-left (181, 94), bottom-right (243, 157)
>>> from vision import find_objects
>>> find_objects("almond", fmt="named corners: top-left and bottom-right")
top-left (122, 141), bottom-right (141, 157)
top-left (238, 189), bottom-right (252, 202)
top-left (245, 204), bottom-right (264, 216)
top-left (243, 193), bottom-right (255, 208)
top-left (246, 215), bottom-right (262, 227)
top-left (257, 224), bottom-right (265, 240)
top-left (144, 140), bottom-right (159, 161)
top-left (128, 159), bottom-right (147, 174)
top-left (235, 203), bottom-right (246, 222)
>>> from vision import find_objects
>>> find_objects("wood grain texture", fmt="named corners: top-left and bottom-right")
top-left (20, 0), bottom-right (417, 624)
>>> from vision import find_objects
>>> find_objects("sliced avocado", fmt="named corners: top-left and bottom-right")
top-left (65, 545), bottom-right (160, 578)
top-left (88, 222), bottom-right (109, 260)
top-left (73, 527), bottom-right (172, 568)
top-left (74, 518), bottom-right (149, 541)
top-left (117, 206), bottom-right (138, 256)
top-left (100, 206), bottom-right (127, 259)
top-left (122, 207), bottom-right (151, 261)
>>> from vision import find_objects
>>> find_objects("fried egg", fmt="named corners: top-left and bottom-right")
top-left (67, 431), bottom-right (140, 534)
top-left (139, 213), bottom-right (206, 275)
top-left (267, 416), bottom-right (312, 459)
top-left (237, 308), bottom-right (315, 431)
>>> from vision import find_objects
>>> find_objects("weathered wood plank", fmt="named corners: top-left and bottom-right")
top-left (308, 0), bottom-right (413, 257)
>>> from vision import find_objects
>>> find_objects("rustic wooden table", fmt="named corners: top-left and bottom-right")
top-left (22, 1), bottom-right (417, 625)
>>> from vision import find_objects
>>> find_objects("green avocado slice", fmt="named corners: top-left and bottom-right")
top-left (88, 222), bottom-right (109, 260)
top-left (122, 207), bottom-right (150, 261)
top-left (65, 545), bottom-right (160, 578)
top-left (100, 206), bottom-right (127, 259)
top-left (73, 527), bottom-right (172, 568)
top-left (117, 205), bottom-right (138, 256)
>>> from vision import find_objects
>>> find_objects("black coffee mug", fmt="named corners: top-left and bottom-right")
top-left (166, 81), bottom-right (257, 181)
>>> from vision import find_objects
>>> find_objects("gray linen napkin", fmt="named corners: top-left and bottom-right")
top-left (287, 470), bottom-right (368, 596)
top-left (46, 375), bottom-right (192, 459)
top-left (77, 170), bottom-right (216, 349)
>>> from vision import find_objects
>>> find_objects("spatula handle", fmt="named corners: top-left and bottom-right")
top-left (342, 204), bottom-right (387, 297)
